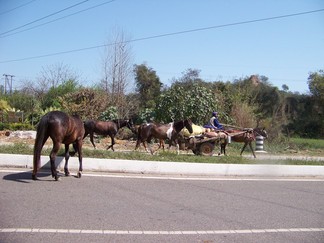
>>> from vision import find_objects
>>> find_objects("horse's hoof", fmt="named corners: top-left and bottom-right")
top-left (32, 174), bottom-right (38, 180)
top-left (54, 175), bottom-right (61, 181)
top-left (77, 172), bottom-right (82, 178)
top-left (65, 171), bottom-right (70, 176)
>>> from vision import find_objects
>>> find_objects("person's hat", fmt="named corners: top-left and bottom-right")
top-left (212, 111), bottom-right (217, 116)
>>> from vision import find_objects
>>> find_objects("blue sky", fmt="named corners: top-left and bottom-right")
top-left (0, 0), bottom-right (323, 94)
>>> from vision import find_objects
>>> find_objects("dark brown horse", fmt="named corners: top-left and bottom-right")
top-left (135, 119), bottom-right (193, 154)
top-left (221, 127), bottom-right (267, 158)
top-left (32, 111), bottom-right (85, 181)
top-left (83, 119), bottom-right (134, 151)
top-left (132, 123), bottom-right (165, 152)
top-left (132, 124), bottom-right (165, 153)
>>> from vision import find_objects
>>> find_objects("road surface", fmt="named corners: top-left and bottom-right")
top-left (1, 169), bottom-right (324, 242)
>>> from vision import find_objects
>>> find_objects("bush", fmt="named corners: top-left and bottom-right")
top-left (0, 122), bottom-right (34, 131)
top-left (0, 123), bottom-right (10, 130)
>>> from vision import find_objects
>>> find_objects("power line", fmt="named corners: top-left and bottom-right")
top-left (0, 0), bottom-right (117, 38)
top-left (0, 0), bottom-right (89, 36)
top-left (1, 8), bottom-right (323, 64)
top-left (0, 0), bottom-right (37, 16)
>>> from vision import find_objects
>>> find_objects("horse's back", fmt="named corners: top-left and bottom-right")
top-left (227, 129), bottom-right (255, 142)
top-left (41, 111), bottom-right (84, 143)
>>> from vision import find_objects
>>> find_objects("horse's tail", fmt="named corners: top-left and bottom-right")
top-left (33, 115), bottom-right (49, 176)
top-left (83, 120), bottom-right (94, 139)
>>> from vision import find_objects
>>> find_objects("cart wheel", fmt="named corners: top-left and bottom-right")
top-left (199, 142), bottom-right (214, 156)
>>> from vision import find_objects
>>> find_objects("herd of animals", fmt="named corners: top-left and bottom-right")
top-left (32, 111), bottom-right (267, 181)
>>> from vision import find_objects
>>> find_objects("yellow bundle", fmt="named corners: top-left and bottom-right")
top-left (181, 123), bottom-right (204, 137)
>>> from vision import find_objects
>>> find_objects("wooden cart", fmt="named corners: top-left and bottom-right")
top-left (183, 133), bottom-right (228, 156)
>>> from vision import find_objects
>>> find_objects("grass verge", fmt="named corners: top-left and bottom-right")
top-left (0, 142), bottom-right (323, 166)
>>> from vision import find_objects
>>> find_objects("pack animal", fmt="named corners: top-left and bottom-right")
top-left (32, 111), bottom-right (85, 181)
top-left (221, 127), bottom-right (267, 158)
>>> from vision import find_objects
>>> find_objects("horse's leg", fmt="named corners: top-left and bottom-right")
top-left (50, 142), bottom-right (61, 181)
top-left (64, 144), bottom-right (70, 176)
top-left (219, 141), bottom-right (226, 156)
top-left (75, 140), bottom-right (83, 178)
top-left (223, 142), bottom-right (227, 155)
top-left (134, 138), bottom-right (141, 150)
top-left (147, 137), bottom-right (155, 155)
top-left (240, 142), bottom-right (248, 156)
top-left (157, 139), bottom-right (164, 151)
top-left (83, 131), bottom-right (89, 140)
top-left (142, 141), bottom-right (150, 153)
top-left (107, 135), bottom-right (115, 151)
top-left (89, 132), bottom-right (96, 149)
top-left (249, 142), bottom-right (256, 158)
top-left (175, 139), bottom-right (180, 155)
top-left (160, 140), bottom-right (165, 151)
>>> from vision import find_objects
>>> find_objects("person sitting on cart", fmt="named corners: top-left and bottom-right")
top-left (206, 111), bottom-right (224, 131)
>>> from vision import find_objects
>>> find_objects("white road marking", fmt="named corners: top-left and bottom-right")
top-left (1, 169), bottom-right (324, 181)
top-left (1, 228), bottom-right (324, 235)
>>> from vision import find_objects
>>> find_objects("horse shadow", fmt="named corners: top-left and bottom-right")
top-left (2, 157), bottom-right (66, 183)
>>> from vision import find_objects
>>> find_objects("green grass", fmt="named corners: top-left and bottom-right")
top-left (288, 137), bottom-right (324, 150)
top-left (0, 140), bottom-right (323, 166)
top-left (264, 137), bottom-right (324, 156)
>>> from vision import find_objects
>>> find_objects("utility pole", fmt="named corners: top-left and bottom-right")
top-left (3, 74), bottom-right (14, 94)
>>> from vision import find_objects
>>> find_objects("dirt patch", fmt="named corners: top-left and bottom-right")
top-left (0, 130), bottom-right (161, 152)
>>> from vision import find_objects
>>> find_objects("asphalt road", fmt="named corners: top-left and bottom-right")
top-left (1, 169), bottom-right (324, 243)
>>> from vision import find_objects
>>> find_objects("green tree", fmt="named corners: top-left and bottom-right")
top-left (155, 83), bottom-right (219, 125)
top-left (308, 70), bottom-right (324, 100)
top-left (134, 64), bottom-right (162, 109)
top-left (6, 91), bottom-right (35, 113)
top-left (306, 70), bottom-right (324, 137)
top-left (41, 79), bottom-right (79, 109)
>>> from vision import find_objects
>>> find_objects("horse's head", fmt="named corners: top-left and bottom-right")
top-left (254, 127), bottom-right (268, 138)
top-left (184, 119), bottom-right (193, 134)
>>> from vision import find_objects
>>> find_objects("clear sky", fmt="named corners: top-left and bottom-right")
top-left (1, 0), bottom-right (323, 94)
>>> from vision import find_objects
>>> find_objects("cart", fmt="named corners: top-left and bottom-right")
top-left (183, 132), bottom-right (228, 156)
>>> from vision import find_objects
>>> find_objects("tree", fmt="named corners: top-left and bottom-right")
top-left (134, 63), bottom-right (162, 109)
top-left (100, 28), bottom-right (133, 118)
top-left (39, 62), bottom-right (79, 89)
top-left (59, 88), bottom-right (109, 120)
top-left (306, 70), bottom-right (324, 137)
top-left (41, 79), bottom-right (79, 110)
top-left (155, 83), bottom-right (219, 125)
top-left (308, 70), bottom-right (324, 100)
top-left (171, 68), bottom-right (204, 89)
top-left (282, 84), bottom-right (289, 92)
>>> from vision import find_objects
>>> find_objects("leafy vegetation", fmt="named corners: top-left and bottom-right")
top-left (0, 63), bottom-right (323, 141)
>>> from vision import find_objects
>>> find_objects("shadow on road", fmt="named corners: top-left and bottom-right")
top-left (2, 170), bottom-right (54, 183)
